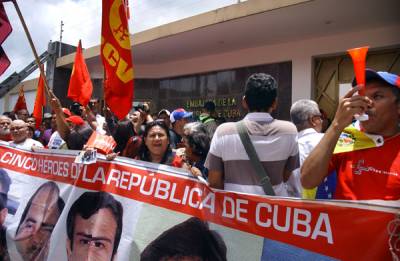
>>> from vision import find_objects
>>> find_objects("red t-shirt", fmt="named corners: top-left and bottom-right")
top-left (329, 134), bottom-right (400, 200)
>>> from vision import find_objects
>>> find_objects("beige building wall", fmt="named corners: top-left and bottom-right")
top-left (134, 25), bottom-right (399, 102)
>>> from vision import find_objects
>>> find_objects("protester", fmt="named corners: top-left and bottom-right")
top-left (25, 116), bottom-right (36, 128)
top-left (137, 121), bottom-right (183, 167)
top-left (134, 102), bottom-right (153, 135)
top-left (141, 217), bottom-right (227, 261)
top-left (2, 112), bottom-right (15, 121)
top-left (301, 69), bottom-right (400, 200)
top-left (9, 120), bottom-right (44, 150)
top-left (40, 113), bottom-right (55, 145)
top-left (15, 109), bottom-right (29, 122)
top-left (47, 109), bottom-right (70, 149)
top-left (289, 99), bottom-right (325, 197)
top-left (157, 109), bottom-right (171, 126)
top-left (0, 169), bottom-right (11, 261)
top-left (42, 113), bottom-right (52, 129)
top-left (205, 73), bottom-right (299, 196)
top-left (0, 116), bottom-right (12, 142)
top-left (199, 101), bottom-right (218, 139)
top-left (66, 192), bottom-right (123, 261)
top-left (64, 115), bottom-right (93, 150)
top-left (106, 108), bottom-right (142, 153)
top-left (183, 122), bottom-right (210, 179)
top-left (158, 109), bottom-right (181, 149)
top-left (70, 102), bottom-right (84, 117)
top-left (27, 125), bottom-right (35, 139)
top-left (15, 181), bottom-right (65, 260)
top-left (88, 98), bottom-right (106, 134)
top-left (25, 116), bottom-right (41, 140)
top-left (170, 108), bottom-right (193, 148)
top-left (50, 95), bottom-right (93, 150)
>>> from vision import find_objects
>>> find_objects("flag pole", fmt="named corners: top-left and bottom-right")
top-left (103, 67), bottom-right (106, 110)
top-left (11, 0), bottom-right (52, 98)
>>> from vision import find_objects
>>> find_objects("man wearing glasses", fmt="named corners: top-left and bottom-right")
top-left (289, 99), bottom-right (326, 198)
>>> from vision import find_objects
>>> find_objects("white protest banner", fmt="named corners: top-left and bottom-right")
top-left (0, 144), bottom-right (398, 260)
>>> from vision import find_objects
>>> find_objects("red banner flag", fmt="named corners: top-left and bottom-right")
top-left (67, 40), bottom-right (93, 106)
top-left (0, 1), bottom-right (12, 76)
top-left (0, 46), bottom-right (10, 75)
top-left (123, 0), bottom-right (130, 20)
top-left (13, 86), bottom-right (27, 112)
top-left (0, 2), bottom-right (12, 44)
top-left (33, 74), bottom-right (46, 129)
top-left (101, 0), bottom-right (134, 120)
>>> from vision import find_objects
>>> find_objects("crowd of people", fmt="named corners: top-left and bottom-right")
top-left (0, 69), bottom-right (398, 201)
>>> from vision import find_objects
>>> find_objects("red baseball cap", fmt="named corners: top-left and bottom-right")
top-left (66, 115), bottom-right (85, 126)
top-left (62, 108), bottom-right (71, 117)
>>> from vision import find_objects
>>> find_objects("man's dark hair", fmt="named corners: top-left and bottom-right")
top-left (140, 217), bottom-right (227, 261)
top-left (203, 101), bottom-right (216, 112)
top-left (0, 169), bottom-right (11, 211)
top-left (16, 181), bottom-right (65, 233)
top-left (70, 102), bottom-right (83, 116)
top-left (66, 192), bottom-right (123, 257)
top-left (244, 73), bottom-right (277, 112)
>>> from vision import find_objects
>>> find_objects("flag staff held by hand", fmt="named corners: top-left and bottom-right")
top-left (11, 0), bottom-right (53, 99)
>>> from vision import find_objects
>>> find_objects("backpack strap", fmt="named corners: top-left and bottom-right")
top-left (236, 120), bottom-right (275, 196)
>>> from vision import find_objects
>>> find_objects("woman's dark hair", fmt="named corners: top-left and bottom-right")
top-left (138, 120), bottom-right (173, 164)
top-left (187, 132), bottom-right (210, 159)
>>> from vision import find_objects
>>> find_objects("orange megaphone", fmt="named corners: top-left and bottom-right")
top-left (347, 46), bottom-right (369, 96)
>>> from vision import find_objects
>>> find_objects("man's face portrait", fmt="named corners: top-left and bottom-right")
top-left (16, 109), bottom-right (29, 122)
top-left (67, 208), bottom-right (118, 261)
top-left (361, 81), bottom-right (400, 135)
top-left (0, 116), bottom-right (11, 132)
top-left (10, 120), bottom-right (28, 143)
top-left (15, 184), bottom-right (62, 260)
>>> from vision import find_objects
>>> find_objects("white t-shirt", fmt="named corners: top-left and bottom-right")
top-left (96, 114), bottom-right (106, 135)
top-left (9, 138), bottom-right (44, 150)
top-left (47, 131), bottom-right (66, 149)
top-left (287, 128), bottom-right (324, 197)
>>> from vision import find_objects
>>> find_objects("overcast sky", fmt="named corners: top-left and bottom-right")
top-left (0, 0), bottom-right (240, 82)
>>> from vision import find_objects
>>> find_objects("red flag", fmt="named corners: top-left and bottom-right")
top-left (123, 0), bottom-right (130, 20)
top-left (0, 1), bottom-right (12, 76)
top-left (0, 2), bottom-right (12, 44)
top-left (101, 0), bottom-right (134, 120)
top-left (13, 86), bottom-right (27, 112)
top-left (67, 40), bottom-right (93, 106)
top-left (33, 74), bottom-right (46, 129)
top-left (0, 46), bottom-right (10, 75)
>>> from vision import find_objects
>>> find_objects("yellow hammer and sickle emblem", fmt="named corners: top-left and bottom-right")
top-left (109, 0), bottom-right (131, 50)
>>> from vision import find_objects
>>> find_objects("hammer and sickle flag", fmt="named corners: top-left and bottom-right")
top-left (101, 0), bottom-right (134, 120)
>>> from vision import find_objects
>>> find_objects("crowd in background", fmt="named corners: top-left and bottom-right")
top-left (0, 69), bottom-right (399, 201)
